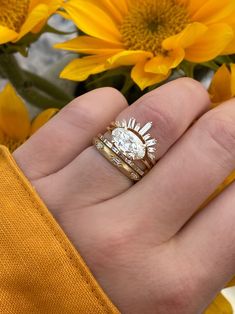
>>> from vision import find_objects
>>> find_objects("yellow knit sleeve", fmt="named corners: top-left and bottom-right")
top-left (0, 145), bottom-right (120, 314)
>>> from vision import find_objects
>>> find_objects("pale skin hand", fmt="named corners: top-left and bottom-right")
top-left (13, 78), bottom-right (235, 314)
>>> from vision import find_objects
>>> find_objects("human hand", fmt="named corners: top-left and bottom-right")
top-left (13, 78), bottom-right (235, 314)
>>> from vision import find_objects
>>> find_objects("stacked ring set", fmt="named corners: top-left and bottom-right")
top-left (93, 118), bottom-right (158, 182)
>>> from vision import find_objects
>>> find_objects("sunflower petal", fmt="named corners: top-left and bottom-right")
top-left (16, 4), bottom-right (49, 41)
top-left (223, 34), bottom-right (235, 55)
top-left (62, 0), bottom-right (122, 44)
top-left (163, 22), bottom-right (208, 50)
top-left (31, 108), bottom-right (59, 135)
top-left (83, 0), bottom-right (125, 24)
top-left (185, 24), bottom-right (234, 62)
top-left (60, 55), bottom-right (112, 81)
top-left (209, 64), bottom-right (232, 103)
top-left (191, 0), bottom-right (235, 25)
top-left (0, 26), bottom-right (18, 44)
top-left (28, 0), bottom-right (61, 34)
top-left (29, 0), bottom-right (62, 13)
top-left (54, 36), bottom-right (123, 55)
top-left (178, 0), bottom-right (207, 17)
top-left (111, 0), bottom-right (128, 16)
top-left (145, 48), bottom-right (185, 75)
top-left (131, 61), bottom-right (169, 91)
top-left (0, 84), bottom-right (30, 140)
top-left (230, 64), bottom-right (235, 97)
top-left (108, 50), bottom-right (153, 66)
top-left (0, 128), bottom-right (4, 143)
top-left (204, 293), bottom-right (233, 314)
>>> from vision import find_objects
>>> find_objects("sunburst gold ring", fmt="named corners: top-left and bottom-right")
top-left (93, 118), bottom-right (158, 182)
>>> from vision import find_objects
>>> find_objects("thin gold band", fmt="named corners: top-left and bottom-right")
top-left (93, 137), bottom-right (142, 181)
top-left (94, 118), bottom-right (157, 182)
top-left (97, 135), bottom-right (147, 177)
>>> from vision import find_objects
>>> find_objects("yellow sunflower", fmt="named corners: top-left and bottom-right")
top-left (0, 83), bottom-right (58, 152)
top-left (209, 63), bottom-right (235, 106)
top-left (0, 0), bottom-right (63, 45)
top-left (55, 0), bottom-right (235, 90)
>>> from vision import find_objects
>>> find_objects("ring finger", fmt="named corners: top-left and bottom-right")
top-left (36, 78), bottom-right (210, 209)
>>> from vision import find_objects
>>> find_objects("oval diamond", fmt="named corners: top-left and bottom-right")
top-left (112, 128), bottom-right (146, 160)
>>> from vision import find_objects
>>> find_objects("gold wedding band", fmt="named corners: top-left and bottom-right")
top-left (93, 118), bottom-right (158, 182)
top-left (93, 137), bottom-right (142, 181)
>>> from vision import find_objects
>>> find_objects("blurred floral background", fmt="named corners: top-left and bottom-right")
top-left (1, 0), bottom-right (235, 312)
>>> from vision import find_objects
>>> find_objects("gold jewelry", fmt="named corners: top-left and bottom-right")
top-left (93, 137), bottom-right (142, 181)
top-left (94, 118), bottom-right (158, 182)
top-left (98, 135), bottom-right (146, 177)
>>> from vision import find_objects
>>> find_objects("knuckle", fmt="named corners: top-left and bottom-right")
top-left (62, 87), bottom-right (127, 130)
top-left (176, 77), bottom-right (208, 98)
top-left (94, 87), bottom-right (129, 114)
top-left (63, 97), bottom-right (97, 130)
top-left (173, 77), bottom-right (210, 111)
top-left (163, 77), bottom-right (209, 109)
top-left (137, 95), bottom-right (180, 141)
top-left (101, 87), bottom-right (128, 107)
top-left (199, 112), bottom-right (235, 160)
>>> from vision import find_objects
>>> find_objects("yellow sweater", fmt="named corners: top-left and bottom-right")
top-left (0, 145), bottom-right (120, 314)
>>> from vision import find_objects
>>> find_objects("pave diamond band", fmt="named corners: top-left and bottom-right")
top-left (93, 137), bottom-right (141, 181)
top-left (93, 118), bottom-right (158, 182)
top-left (98, 135), bottom-right (146, 177)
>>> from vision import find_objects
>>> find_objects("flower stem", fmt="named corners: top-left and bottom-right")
top-left (201, 61), bottom-right (219, 71)
top-left (121, 76), bottom-right (134, 95)
top-left (0, 53), bottom-right (71, 109)
top-left (23, 70), bottom-right (72, 103)
top-left (180, 61), bottom-right (196, 78)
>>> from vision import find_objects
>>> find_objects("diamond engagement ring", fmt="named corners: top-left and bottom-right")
top-left (93, 118), bottom-right (158, 181)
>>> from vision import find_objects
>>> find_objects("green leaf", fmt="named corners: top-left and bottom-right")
top-left (215, 55), bottom-right (233, 65)
top-left (180, 60), bottom-right (196, 78)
